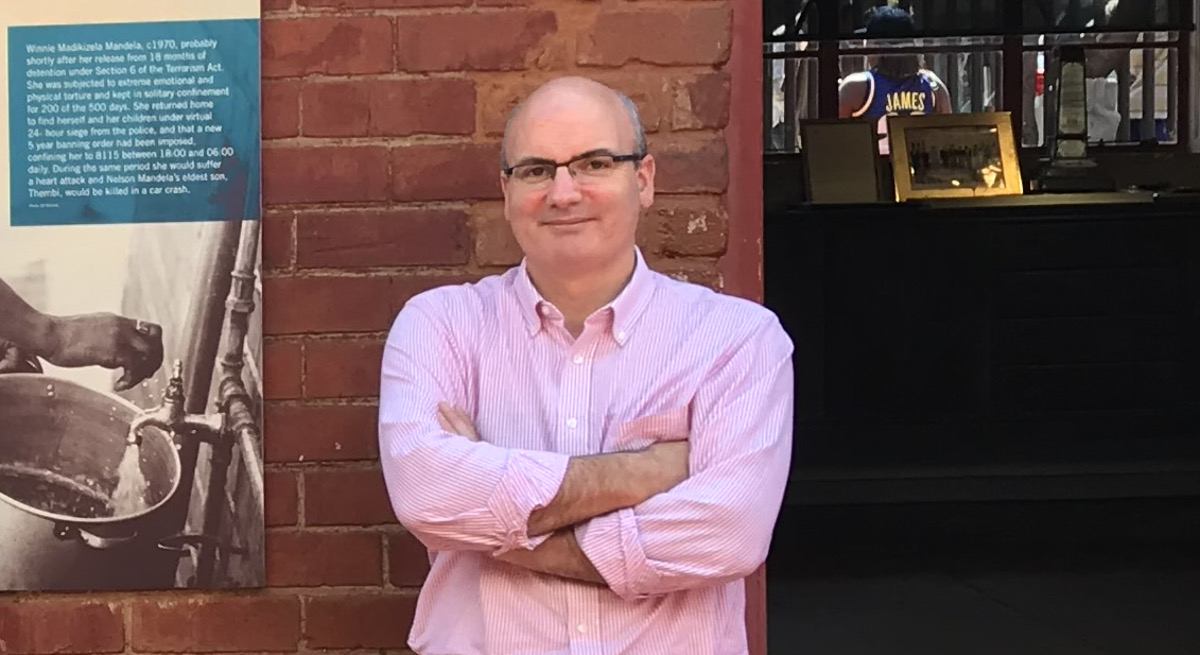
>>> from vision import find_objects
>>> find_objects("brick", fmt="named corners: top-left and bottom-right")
top-left (306, 594), bottom-right (417, 649)
top-left (388, 530), bottom-right (431, 586)
top-left (396, 11), bottom-right (556, 72)
top-left (302, 78), bottom-right (475, 138)
top-left (267, 531), bottom-right (382, 586)
top-left (654, 196), bottom-right (729, 256)
top-left (649, 136), bottom-right (728, 193)
top-left (263, 0), bottom-right (292, 10)
top-left (265, 403), bottom-right (379, 463)
top-left (297, 209), bottom-right (470, 268)
top-left (392, 143), bottom-right (502, 201)
top-left (263, 146), bottom-right (390, 205)
top-left (263, 79), bottom-right (300, 139)
top-left (635, 206), bottom-right (665, 255)
top-left (302, 0), bottom-right (470, 10)
top-left (390, 274), bottom-right (483, 312)
top-left (648, 258), bottom-right (723, 291)
top-left (472, 202), bottom-right (523, 266)
top-left (304, 338), bottom-right (385, 399)
top-left (478, 72), bottom-right (667, 137)
top-left (0, 601), bottom-right (123, 654)
top-left (264, 339), bottom-right (302, 400)
top-left (130, 596), bottom-right (300, 652)
top-left (578, 7), bottom-right (731, 66)
top-left (265, 469), bottom-right (299, 526)
top-left (262, 210), bottom-right (294, 270)
top-left (263, 275), bottom-right (394, 334)
top-left (305, 467), bottom-right (397, 526)
top-left (674, 72), bottom-right (731, 130)
top-left (263, 17), bottom-right (393, 77)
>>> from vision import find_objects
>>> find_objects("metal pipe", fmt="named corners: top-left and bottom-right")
top-left (1142, 45), bottom-right (1157, 141)
top-left (1118, 50), bottom-right (1132, 140)
top-left (1168, 47), bottom-right (1179, 140)
top-left (1021, 42), bottom-right (1039, 145)
top-left (784, 58), bottom-right (799, 151)
top-left (195, 220), bottom-right (262, 586)
top-left (146, 219), bottom-right (242, 567)
top-left (184, 221), bottom-right (242, 416)
top-left (763, 59), bottom-right (774, 151)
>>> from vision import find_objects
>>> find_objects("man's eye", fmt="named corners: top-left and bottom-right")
top-left (518, 165), bottom-right (549, 179)
top-left (584, 157), bottom-right (615, 171)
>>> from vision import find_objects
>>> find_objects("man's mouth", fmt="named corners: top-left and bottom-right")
top-left (542, 217), bottom-right (593, 227)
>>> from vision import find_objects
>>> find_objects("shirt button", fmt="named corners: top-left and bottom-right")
top-left (576, 623), bottom-right (588, 634)
top-left (616, 330), bottom-right (627, 342)
top-left (566, 417), bottom-right (578, 429)
top-left (539, 305), bottom-right (550, 316)
top-left (572, 354), bottom-right (585, 365)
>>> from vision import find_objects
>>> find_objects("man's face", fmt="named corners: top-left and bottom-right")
top-left (501, 90), bottom-right (655, 273)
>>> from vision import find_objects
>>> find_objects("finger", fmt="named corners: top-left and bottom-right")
top-left (114, 368), bottom-right (136, 392)
top-left (437, 403), bottom-right (462, 435)
top-left (448, 405), bottom-right (478, 439)
top-left (122, 320), bottom-right (162, 362)
top-left (436, 405), bottom-right (454, 433)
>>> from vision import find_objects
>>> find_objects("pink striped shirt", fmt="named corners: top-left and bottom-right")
top-left (379, 248), bottom-right (794, 655)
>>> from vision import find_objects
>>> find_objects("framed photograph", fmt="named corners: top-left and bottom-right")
top-left (887, 112), bottom-right (1023, 202)
top-left (800, 120), bottom-right (881, 204)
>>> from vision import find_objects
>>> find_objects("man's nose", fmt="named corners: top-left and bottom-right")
top-left (545, 166), bottom-right (582, 205)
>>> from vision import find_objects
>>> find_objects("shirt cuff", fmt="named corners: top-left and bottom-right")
top-left (576, 508), bottom-right (660, 600)
top-left (485, 449), bottom-right (570, 554)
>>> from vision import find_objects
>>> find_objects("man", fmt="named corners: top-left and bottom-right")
top-left (0, 277), bottom-right (163, 391)
top-left (379, 76), bottom-right (794, 654)
top-left (839, 5), bottom-right (952, 153)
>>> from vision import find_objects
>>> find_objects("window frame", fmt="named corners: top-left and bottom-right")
top-left (764, 0), bottom-right (1196, 152)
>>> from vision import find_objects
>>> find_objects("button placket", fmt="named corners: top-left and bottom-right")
top-left (557, 333), bottom-right (594, 455)
top-left (565, 580), bottom-right (602, 654)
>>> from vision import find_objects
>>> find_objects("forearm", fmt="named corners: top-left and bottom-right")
top-left (381, 426), bottom-right (570, 553)
top-left (0, 280), bottom-right (56, 355)
top-left (496, 529), bottom-right (605, 585)
top-left (579, 328), bottom-right (794, 600)
top-left (527, 449), bottom-right (666, 536)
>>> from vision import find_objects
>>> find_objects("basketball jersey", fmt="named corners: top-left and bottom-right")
top-left (852, 69), bottom-right (939, 154)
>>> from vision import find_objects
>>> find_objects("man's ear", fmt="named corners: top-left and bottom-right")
top-left (636, 154), bottom-right (656, 209)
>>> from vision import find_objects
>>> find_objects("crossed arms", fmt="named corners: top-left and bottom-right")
top-left (378, 299), bottom-right (794, 600)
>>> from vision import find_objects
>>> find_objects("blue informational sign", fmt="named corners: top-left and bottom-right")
top-left (8, 19), bottom-right (260, 226)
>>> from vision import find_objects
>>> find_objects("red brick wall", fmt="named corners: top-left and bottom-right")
top-left (0, 0), bottom-right (759, 652)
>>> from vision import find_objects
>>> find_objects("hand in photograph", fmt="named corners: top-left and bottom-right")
top-left (44, 313), bottom-right (165, 391)
top-left (0, 278), bottom-right (164, 391)
top-left (0, 339), bottom-right (40, 373)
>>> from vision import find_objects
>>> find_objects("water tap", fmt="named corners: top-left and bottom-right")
top-left (126, 360), bottom-right (223, 446)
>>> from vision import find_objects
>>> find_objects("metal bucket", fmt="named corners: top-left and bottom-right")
top-left (0, 373), bottom-right (183, 590)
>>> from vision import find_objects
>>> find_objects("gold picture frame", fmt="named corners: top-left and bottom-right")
top-left (887, 112), bottom-right (1024, 202)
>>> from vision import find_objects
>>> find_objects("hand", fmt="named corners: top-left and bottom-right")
top-left (437, 402), bottom-right (480, 442)
top-left (0, 339), bottom-right (39, 373)
top-left (641, 440), bottom-right (690, 494)
top-left (44, 314), bottom-right (164, 391)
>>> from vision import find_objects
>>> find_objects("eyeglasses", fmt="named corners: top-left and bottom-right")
top-left (502, 150), bottom-right (645, 186)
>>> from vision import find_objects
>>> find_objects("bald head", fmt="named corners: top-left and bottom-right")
top-left (500, 76), bottom-right (647, 169)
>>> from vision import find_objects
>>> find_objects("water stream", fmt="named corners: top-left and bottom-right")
top-left (112, 441), bottom-right (149, 515)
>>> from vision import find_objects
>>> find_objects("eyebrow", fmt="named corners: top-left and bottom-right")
top-left (508, 148), bottom-right (618, 167)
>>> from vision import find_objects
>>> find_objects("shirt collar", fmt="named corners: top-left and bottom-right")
top-left (512, 247), bottom-right (656, 346)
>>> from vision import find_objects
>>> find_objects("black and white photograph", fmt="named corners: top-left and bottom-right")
top-left (905, 125), bottom-right (1006, 190)
top-left (887, 112), bottom-right (1023, 201)
top-left (0, 220), bottom-right (264, 591)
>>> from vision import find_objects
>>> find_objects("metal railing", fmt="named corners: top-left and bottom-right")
top-left (764, 0), bottom-right (1195, 152)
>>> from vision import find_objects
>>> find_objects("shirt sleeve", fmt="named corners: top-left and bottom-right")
top-left (378, 297), bottom-right (570, 554)
top-left (576, 315), bottom-right (794, 600)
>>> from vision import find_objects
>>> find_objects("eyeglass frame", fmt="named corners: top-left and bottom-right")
top-left (501, 149), bottom-right (647, 181)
